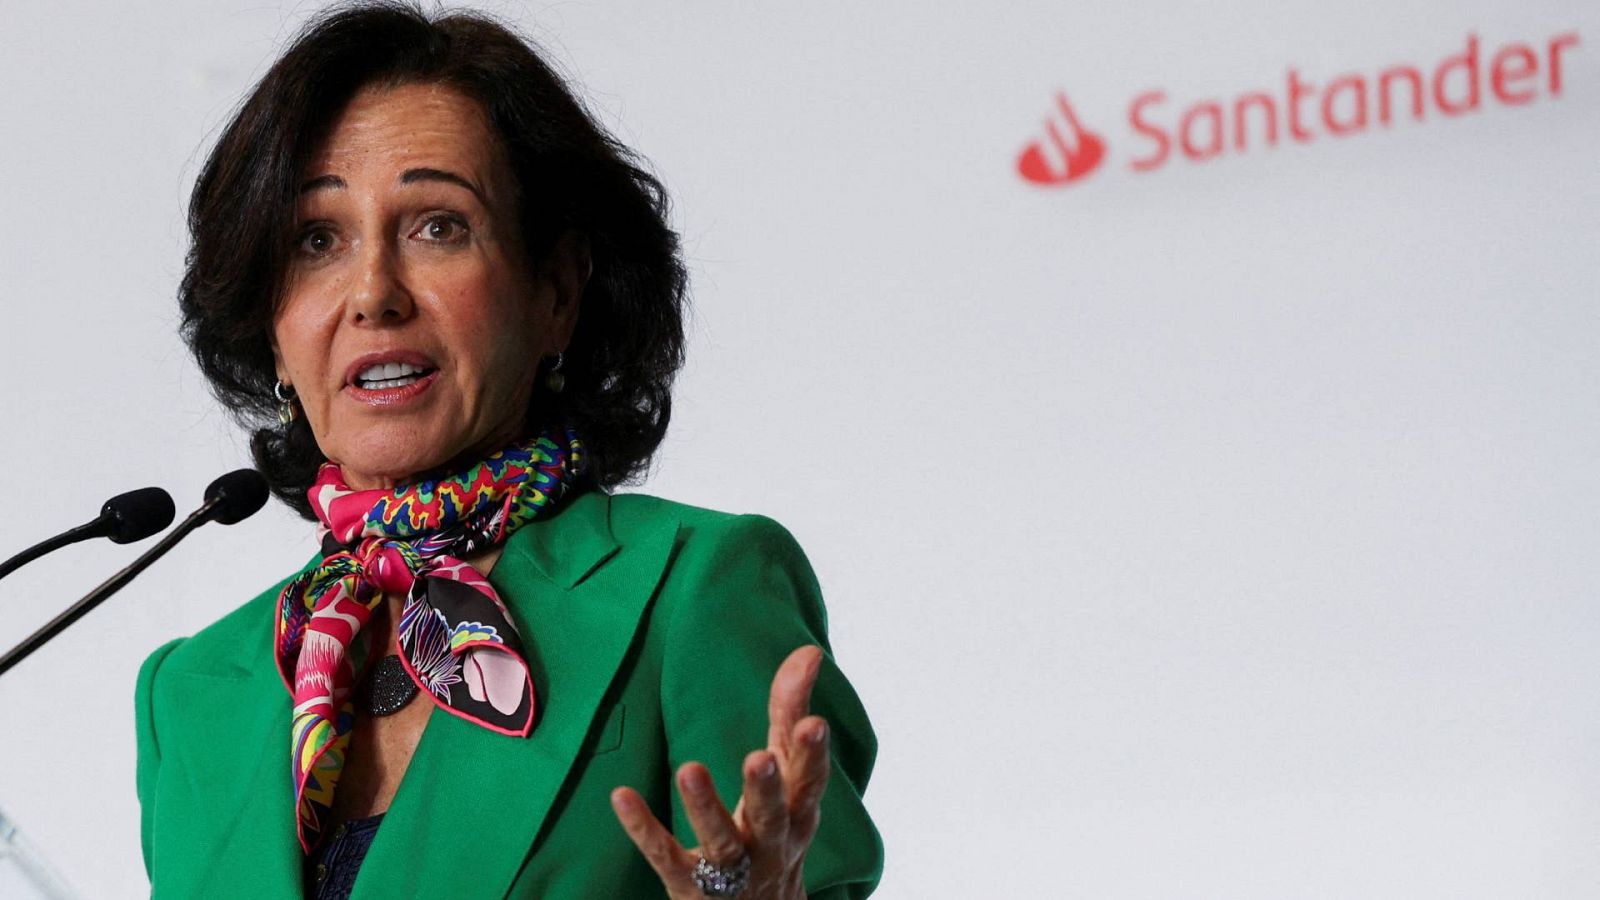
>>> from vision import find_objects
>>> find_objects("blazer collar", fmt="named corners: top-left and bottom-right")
top-left (506, 484), bottom-right (623, 589)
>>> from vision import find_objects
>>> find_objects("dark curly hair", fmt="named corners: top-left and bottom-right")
top-left (179, 1), bottom-right (687, 520)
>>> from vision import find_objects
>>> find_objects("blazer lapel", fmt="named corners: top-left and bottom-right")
top-left (158, 647), bottom-right (305, 897)
top-left (353, 488), bottom-right (679, 899)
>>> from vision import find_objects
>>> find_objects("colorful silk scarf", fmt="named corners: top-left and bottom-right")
top-left (274, 423), bottom-right (587, 853)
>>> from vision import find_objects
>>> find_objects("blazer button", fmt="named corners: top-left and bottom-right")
top-left (316, 863), bottom-right (328, 882)
top-left (333, 823), bottom-right (348, 840)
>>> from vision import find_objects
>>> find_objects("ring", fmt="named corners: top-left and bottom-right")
top-left (692, 851), bottom-right (752, 896)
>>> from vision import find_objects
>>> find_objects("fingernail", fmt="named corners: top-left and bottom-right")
top-left (612, 790), bottom-right (638, 812)
top-left (684, 768), bottom-right (709, 793)
top-left (760, 758), bottom-right (777, 779)
top-left (808, 722), bottom-right (829, 745)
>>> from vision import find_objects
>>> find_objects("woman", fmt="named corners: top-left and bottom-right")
top-left (132, 4), bottom-right (882, 898)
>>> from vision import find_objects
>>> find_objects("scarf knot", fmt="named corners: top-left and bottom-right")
top-left (340, 539), bottom-right (418, 596)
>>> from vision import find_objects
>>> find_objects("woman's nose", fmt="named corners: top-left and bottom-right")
top-left (347, 241), bottom-right (416, 324)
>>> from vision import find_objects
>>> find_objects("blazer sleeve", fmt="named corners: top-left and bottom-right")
top-left (658, 514), bottom-right (884, 898)
top-left (133, 636), bottom-right (186, 880)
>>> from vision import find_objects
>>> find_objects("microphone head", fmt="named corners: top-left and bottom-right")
top-left (204, 469), bottom-right (270, 525)
top-left (101, 487), bottom-right (176, 544)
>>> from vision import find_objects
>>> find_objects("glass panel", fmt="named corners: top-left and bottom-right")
top-left (0, 807), bottom-right (80, 900)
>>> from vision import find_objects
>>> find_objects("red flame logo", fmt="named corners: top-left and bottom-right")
top-left (1017, 92), bottom-right (1107, 186)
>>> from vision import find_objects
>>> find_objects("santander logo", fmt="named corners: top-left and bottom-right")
top-left (1019, 30), bottom-right (1581, 187)
top-left (1018, 93), bottom-right (1108, 186)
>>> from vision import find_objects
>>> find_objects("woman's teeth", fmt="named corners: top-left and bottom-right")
top-left (356, 362), bottom-right (430, 389)
top-left (363, 375), bottom-right (421, 389)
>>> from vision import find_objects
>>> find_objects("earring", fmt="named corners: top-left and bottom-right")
top-left (273, 380), bottom-right (299, 426)
top-left (543, 351), bottom-right (566, 394)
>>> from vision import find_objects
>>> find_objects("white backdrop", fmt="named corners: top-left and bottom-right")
top-left (1, 1), bottom-right (1597, 897)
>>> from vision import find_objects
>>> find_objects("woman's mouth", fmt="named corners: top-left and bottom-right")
top-left (354, 361), bottom-right (435, 390)
top-left (345, 360), bottom-right (441, 405)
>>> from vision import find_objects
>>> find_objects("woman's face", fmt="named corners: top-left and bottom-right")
top-left (272, 81), bottom-right (587, 490)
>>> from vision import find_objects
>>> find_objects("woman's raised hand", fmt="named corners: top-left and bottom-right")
top-left (611, 644), bottom-right (832, 900)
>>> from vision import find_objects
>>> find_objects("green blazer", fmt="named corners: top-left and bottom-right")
top-left (133, 488), bottom-right (883, 898)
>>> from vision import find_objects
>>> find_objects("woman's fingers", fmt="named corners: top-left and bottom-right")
top-left (617, 646), bottom-right (833, 896)
top-left (786, 715), bottom-right (832, 845)
top-left (676, 761), bottom-right (748, 868)
top-left (741, 748), bottom-right (789, 851)
top-left (610, 786), bottom-right (697, 894)
top-left (768, 645), bottom-right (824, 763)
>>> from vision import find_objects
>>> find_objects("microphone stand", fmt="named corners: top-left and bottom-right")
top-left (0, 497), bottom-right (223, 678)
top-left (0, 517), bottom-right (113, 583)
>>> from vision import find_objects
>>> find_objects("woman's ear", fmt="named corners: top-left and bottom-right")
top-left (269, 334), bottom-right (290, 386)
top-left (543, 229), bottom-right (591, 348)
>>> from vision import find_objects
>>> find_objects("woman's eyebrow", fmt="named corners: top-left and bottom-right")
top-left (299, 174), bottom-right (345, 195)
top-left (293, 169), bottom-right (486, 202)
top-left (399, 167), bottom-right (486, 204)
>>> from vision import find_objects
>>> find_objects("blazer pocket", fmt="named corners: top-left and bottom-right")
top-left (588, 702), bottom-right (626, 755)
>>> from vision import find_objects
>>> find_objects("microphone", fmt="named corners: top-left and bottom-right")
top-left (203, 468), bottom-right (271, 525)
top-left (0, 469), bottom-right (271, 677)
top-left (0, 487), bottom-right (177, 582)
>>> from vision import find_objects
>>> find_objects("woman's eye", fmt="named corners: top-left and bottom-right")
top-left (296, 226), bottom-right (337, 257)
top-left (415, 215), bottom-right (468, 243)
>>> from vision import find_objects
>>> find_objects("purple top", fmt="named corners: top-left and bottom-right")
top-left (305, 813), bottom-right (386, 900)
